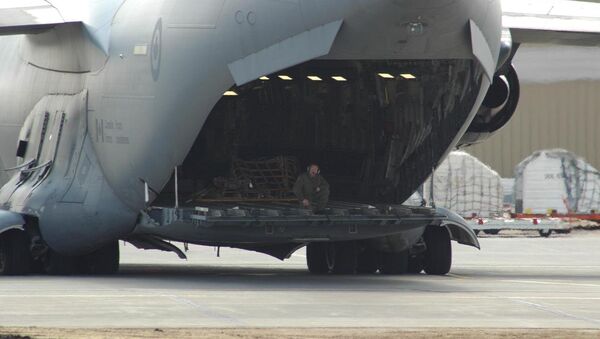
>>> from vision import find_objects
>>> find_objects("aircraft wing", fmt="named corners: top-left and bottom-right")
top-left (0, 0), bottom-right (70, 35)
top-left (503, 0), bottom-right (600, 46)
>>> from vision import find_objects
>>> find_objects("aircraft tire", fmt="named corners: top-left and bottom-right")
top-left (379, 250), bottom-right (408, 275)
top-left (306, 243), bottom-right (330, 274)
top-left (423, 226), bottom-right (452, 275)
top-left (0, 230), bottom-right (32, 276)
top-left (330, 241), bottom-right (358, 275)
top-left (356, 248), bottom-right (378, 274)
top-left (78, 241), bottom-right (120, 275)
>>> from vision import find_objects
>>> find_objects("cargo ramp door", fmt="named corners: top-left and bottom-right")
top-left (130, 201), bottom-right (478, 259)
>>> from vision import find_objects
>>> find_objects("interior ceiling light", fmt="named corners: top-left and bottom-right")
top-left (307, 75), bottom-right (323, 81)
top-left (223, 91), bottom-right (238, 96)
top-left (378, 73), bottom-right (395, 79)
top-left (259, 76), bottom-right (270, 81)
top-left (400, 73), bottom-right (416, 79)
top-left (278, 75), bottom-right (293, 80)
top-left (332, 76), bottom-right (347, 82)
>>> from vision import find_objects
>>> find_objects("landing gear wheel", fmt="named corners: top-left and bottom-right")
top-left (43, 250), bottom-right (76, 275)
top-left (357, 248), bottom-right (379, 274)
top-left (306, 242), bottom-right (358, 274)
top-left (0, 230), bottom-right (32, 276)
top-left (78, 241), bottom-right (120, 275)
top-left (306, 243), bottom-right (329, 274)
top-left (538, 229), bottom-right (552, 238)
top-left (423, 226), bottom-right (452, 275)
top-left (330, 241), bottom-right (358, 275)
top-left (407, 254), bottom-right (424, 274)
top-left (379, 250), bottom-right (408, 275)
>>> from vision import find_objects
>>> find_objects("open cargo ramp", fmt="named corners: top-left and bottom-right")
top-left (131, 201), bottom-right (479, 260)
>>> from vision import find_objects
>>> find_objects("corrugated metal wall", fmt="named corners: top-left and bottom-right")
top-left (467, 80), bottom-right (600, 178)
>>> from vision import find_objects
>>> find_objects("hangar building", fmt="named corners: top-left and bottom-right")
top-left (467, 45), bottom-right (600, 177)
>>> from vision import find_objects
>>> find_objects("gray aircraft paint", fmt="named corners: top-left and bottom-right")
top-left (0, 156), bottom-right (7, 185)
top-left (0, 0), bottom-right (502, 254)
top-left (47, 0), bottom-right (126, 53)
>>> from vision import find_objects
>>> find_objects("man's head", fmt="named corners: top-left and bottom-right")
top-left (308, 164), bottom-right (320, 177)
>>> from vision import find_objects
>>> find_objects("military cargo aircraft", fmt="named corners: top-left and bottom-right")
top-left (0, 0), bottom-right (597, 276)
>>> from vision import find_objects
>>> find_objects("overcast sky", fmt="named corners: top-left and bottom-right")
top-left (514, 44), bottom-right (600, 83)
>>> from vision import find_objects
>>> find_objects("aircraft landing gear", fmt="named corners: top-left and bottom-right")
top-left (43, 250), bottom-right (76, 275)
top-left (356, 248), bottom-right (378, 274)
top-left (407, 253), bottom-right (425, 274)
top-left (0, 229), bottom-right (120, 276)
top-left (330, 241), bottom-right (358, 274)
top-left (423, 226), bottom-right (452, 275)
top-left (379, 250), bottom-right (408, 275)
top-left (0, 230), bottom-right (33, 275)
top-left (306, 241), bottom-right (358, 274)
top-left (42, 241), bottom-right (120, 275)
top-left (78, 241), bottom-right (120, 275)
top-left (306, 242), bottom-right (330, 274)
top-left (307, 228), bottom-right (453, 276)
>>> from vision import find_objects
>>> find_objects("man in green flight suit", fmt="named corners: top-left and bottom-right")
top-left (293, 163), bottom-right (330, 211)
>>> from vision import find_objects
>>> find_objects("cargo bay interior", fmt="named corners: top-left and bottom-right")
top-left (155, 59), bottom-right (484, 207)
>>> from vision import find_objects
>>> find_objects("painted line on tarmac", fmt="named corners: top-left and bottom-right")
top-left (502, 279), bottom-right (600, 288)
top-left (455, 296), bottom-right (600, 300)
top-left (165, 294), bottom-right (247, 326)
top-left (512, 299), bottom-right (600, 326)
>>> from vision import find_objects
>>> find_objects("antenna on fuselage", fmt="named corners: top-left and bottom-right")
top-left (429, 166), bottom-right (436, 209)
top-left (144, 181), bottom-right (150, 205)
top-left (139, 178), bottom-right (160, 208)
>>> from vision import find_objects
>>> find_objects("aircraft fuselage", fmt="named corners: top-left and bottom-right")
top-left (0, 0), bottom-right (502, 255)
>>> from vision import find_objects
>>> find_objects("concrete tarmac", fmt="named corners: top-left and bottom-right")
top-left (1, 231), bottom-right (600, 329)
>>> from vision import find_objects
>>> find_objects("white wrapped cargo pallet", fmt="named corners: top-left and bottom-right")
top-left (405, 151), bottom-right (503, 218)
top-left (405, 191), bottom-right (424, 207)
top-left (515, 149), bottom-right (600, 214)
top-left (502, 178), bottom-right (515, 210)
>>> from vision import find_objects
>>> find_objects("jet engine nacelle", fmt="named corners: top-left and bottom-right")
top-left (458, 64), bottom-right (520, 146)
